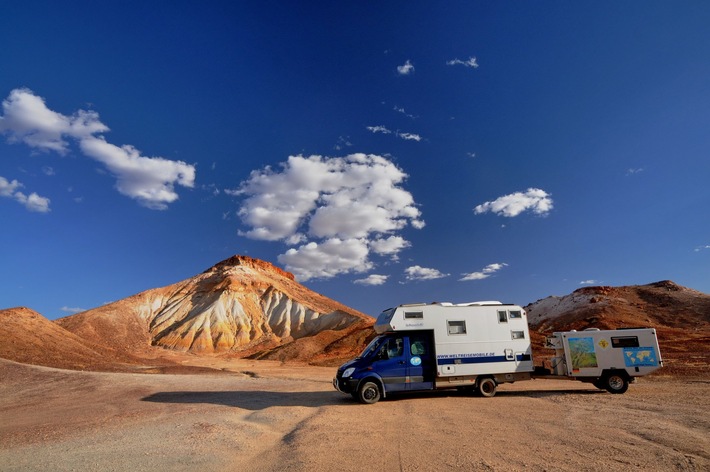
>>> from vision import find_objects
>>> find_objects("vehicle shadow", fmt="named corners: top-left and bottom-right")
top-left (142, 390), bottom-right (356, 410)
top-left (493, 389), bottom-right (606, 397)
top-left (384, 388), bottom-right (606, 402)
top-left (142, 387), bottom-right (607, 409)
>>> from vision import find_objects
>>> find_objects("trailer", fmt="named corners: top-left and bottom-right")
top-left (333, 301), bottom-right (663, 403)
top-left (538, 327), bottom-right (662, 394)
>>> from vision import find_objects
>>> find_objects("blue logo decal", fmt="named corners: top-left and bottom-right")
top-left (410, 356), bottom-right (422, 366)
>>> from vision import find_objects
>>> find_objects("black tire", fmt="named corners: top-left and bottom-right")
top-left (477, 377), bottom-right (497, 398)
top-left (603, 373), bottom-right (629, 394)
top-left (358, 381), bottom-right (381, 404)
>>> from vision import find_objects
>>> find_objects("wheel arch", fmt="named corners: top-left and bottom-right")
top-left (356, 375), bottom-right (386, 399)
top-left (600, 368), bottom-right (630, 380)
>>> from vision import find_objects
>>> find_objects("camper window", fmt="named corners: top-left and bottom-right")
top-left (405, 312), bottom-right (424, 319)
top-left (511, 330), bottom-right (525, 340)
top-left (611, 336), bottom-right (639, 348)
top-left (498, 310), bottom-right (508, 323)
top-left (447, 320), bottom-right (467, 335)
top-left (509, 310), bottom-right (522, 319)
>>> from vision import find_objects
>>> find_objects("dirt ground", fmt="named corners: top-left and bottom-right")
top-left (1, 357), bottom-right (708, 472)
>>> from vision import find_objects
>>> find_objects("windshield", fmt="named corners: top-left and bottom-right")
top-left (358, 335), bottom-right (386, 358)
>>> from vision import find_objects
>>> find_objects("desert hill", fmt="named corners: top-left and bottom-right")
top-left (0, 307), bottom-right (147, 371)
top-left (55, 255), bottom-right (374, 361)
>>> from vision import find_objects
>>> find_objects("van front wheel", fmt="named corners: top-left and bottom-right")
top-left (358, 381), bottom-right (381, 404)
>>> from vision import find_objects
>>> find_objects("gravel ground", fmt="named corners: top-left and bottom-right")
top-left (1, 358), bottom-right (708, 471)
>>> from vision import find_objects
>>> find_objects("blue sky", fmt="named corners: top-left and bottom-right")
top-left (1, 1), bottom-right (708, 320)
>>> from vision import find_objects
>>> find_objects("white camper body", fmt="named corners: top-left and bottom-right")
top-left (545, 328), bottom-right (662, 379)
top-left (374, 301), bottom-right (534, 388)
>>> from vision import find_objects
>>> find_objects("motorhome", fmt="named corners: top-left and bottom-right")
top-left (333, 301), bottom-right (662, 403)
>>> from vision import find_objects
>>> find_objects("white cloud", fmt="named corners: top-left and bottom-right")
top-left (366, 125), bottom-right (391, 134)
top-left (334, 135), bottom-right (352, 150)
top-left (370, 235), bottom-right (410, 257)
top-left (626, 168), bottom-right (644, 175)
top-left (0, 175), bottom-right (50, 212)
top-left (580, 280), bottom-right (599, 285)
top-left (397, 132), bottom-right (423, 142)
top-left (0, 88), bottom-right (108, 153)
top-left (0, 88), bottom-right (195, 209)
top-left (393, 106), bottom-right (416, 119)
top-left (237, 153), bottom-right (423, 280)
top-left (405, 265), bottom-right (449, 281)
top-left (0, 176), bottom-right (21, 197)
top-left (474, 188), bottom-right (553, 217)
top-left (80, 136), bottom-right (195, 210)
top-left (15, 191), bottom-right (51, 213)
top-left (354, 274), bottom-right (389, 286)
top-left (397, 60), bottom-right (415, 75)
top-left (694, 245), bottom-right (710, 252)
top-left (61, 306), bottom-right (86, 314)
top-left (278, 238), bottom-right (372, 281)
top-left (446, 56), bottom-right (479, 69)
top-left (367, 126), bottom-right (423, 142)
top-left (459, 263), bottom-right (508, 281)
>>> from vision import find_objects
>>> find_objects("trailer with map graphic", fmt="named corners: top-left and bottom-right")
top-left (333, 301), bottom-right (663, 403)
top-left (541, 327), bottom-right (662, 394)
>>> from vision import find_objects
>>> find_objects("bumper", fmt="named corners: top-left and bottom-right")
top-left (333, 376), bottom-right (359, 394)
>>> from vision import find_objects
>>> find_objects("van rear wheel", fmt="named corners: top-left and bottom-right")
top-left (358, 381), bottom-right (381, 404)
top-left (477, 377), bottom-right (497, 397)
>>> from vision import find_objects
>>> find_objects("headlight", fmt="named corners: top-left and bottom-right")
top-left (342, 367), bottom-right (355, 378)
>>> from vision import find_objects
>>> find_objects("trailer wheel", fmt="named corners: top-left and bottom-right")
top-left (358, 381), bottom-right (381, 404)
top-left (477, 377), bottom-right (497, 398)
top-left (603, 373), bottom-right (629, 394)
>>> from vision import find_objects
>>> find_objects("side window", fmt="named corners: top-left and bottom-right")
top-left (447, 320), bottom-right (467, 335)
top-left (410, 340), bottom-right (426, 355)
top-left (511, 330), bottom-right (525, 340)
top-left (405, 311), bottom-right (423, 319)
top-left (509, 310), bottom-right (522, 319)
top-left (498, 310), bottom-right (508, 323)
top-left (386, 338), bottom-right (404, 358)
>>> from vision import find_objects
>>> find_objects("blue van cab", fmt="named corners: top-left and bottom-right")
top-left (333, 330), bottom-right (435, 404)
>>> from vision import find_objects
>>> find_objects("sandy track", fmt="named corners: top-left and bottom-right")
top-left (1, 358), bottom-right (708, 471)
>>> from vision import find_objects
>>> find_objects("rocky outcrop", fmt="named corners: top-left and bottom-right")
top-left (526, 280), bottom-right (710, 331)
